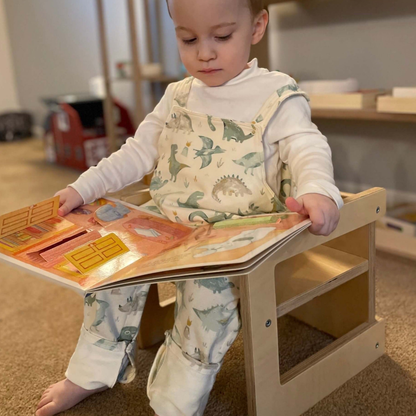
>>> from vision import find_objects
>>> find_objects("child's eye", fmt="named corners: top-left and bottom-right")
top-left (182, 38), bottom-right (197, 45)
top-left (216, 34), bottom-right (232, 42)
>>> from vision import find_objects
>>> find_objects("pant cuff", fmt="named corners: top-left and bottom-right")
top-left (147, 331), bottom-right (221, 416)
top-left (65, 324), bottom-right (129, 390)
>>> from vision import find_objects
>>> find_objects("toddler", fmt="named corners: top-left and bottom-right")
top-left (36, 0), bottom-right (342, 415)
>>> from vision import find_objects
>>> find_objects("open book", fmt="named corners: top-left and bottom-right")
top-left (0, 196), bottom-right (310, 294)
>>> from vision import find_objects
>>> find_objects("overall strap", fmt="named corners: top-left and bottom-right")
top-left (253, 83), bottom-right (310, 129)
top-left (172, 76), bottom-right (194, 108)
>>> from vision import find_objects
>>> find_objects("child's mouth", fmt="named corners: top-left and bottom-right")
top-left (199, 69), bottom-right (221, 74)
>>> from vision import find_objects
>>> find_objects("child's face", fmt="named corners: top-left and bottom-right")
top-left (169, 0), bottom-right (267, 87)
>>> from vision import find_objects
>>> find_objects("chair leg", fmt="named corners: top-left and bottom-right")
top-left (240, 258), bottom-right (281, 416)
top-left (137, 283), bottom-right (175, 349)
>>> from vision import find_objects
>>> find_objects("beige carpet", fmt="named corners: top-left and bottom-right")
top-left (0, 139), bottom-right (415, 415)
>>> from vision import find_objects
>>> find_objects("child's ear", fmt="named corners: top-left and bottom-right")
top-left (251, 10), bottom-right (269, 45)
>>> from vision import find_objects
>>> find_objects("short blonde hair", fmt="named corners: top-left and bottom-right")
top-left (248, 0), bottom-right (264, 16)
top-left (166, 0), bottom-right (264, 18)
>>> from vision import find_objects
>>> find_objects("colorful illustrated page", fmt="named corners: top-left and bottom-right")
top-left (0, 197), bottom-right (310, 291)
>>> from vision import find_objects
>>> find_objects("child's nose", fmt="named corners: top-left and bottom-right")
top-left (197, 42), bottom-right (216, 62)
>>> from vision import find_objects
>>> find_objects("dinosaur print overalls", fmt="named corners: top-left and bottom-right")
top-left (65, 77), bottom-right (308, 416)
top-left (149, 76), bottom-right (308, 224)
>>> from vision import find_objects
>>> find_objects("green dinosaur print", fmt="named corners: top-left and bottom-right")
top-left (174, 91), bottom-right (188, 107)
top-left (84, 293), bottom-right (96, 307)
top-left (181, 145), bottom-right (189, 157)
top-left (222, 119), bottom-right (254, 143)
top-left (193, 304), bottom-right (238, 333)
top-left (233, 152), bottom-right (264, 175)
top-left (207, 115), bottom-right (216, 131)
top-left (276, 83), bottom-right (299, 97)
top-left (165, 111), bottom-right (194, 134)
top-left (194, 277), bottom-right (235, 294)
top-left (237, 202), bottom-right (263, 216)
top-left (94, 338), bottom-right (117, 351)
top-left (176, 281), bottom-right (187, 314)
top-left (271, 195), bottom-right (288, 212)
top-left (255, 115), bottom-right (264, 123)
top-left (189, 210), bottom-right (234, 223)
top-left (187, 347), bottom-right (207, 363)
top-left (149, 171), bottom-right (168, 191)
top-left (279, 163), bottom-right (292, 201)
top-left (144, 205), bottom-right (162, 215)
top-left (118, 291), bottom-right (147, 315)
top-left (91, 299), bottom-right (110, 328)
top-left (117, 326), bottom-right (138, 342)
top-left (177, 191), bottom-right (204, 208)
top-left (152, 193), bottom-right (169, 210)
top-left (280, 179), bottom-right (291, 198)
top-left (212, 175), bottom-right (252, 203)
top-left (168, 144), bottom-right (190, 182)
top-left (194, 135), bottom-right (225, 169)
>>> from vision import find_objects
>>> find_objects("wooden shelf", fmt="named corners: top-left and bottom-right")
top-left (280, 318), bottom-right (381, 384)
top-left (275, 245), bottom-right (368, 318)
top-left (311, 108), bottom-right (416, 123)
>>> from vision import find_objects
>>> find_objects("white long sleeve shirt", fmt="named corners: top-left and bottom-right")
top-left (70, 58), bottom-right (343, 209)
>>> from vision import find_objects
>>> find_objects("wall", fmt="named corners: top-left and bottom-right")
top-left (4, 0), bottom-right (101, 125)
top-left (268, 0), bottom-right (416, 202)
top-left (4, 0), bottom-right (178, 126)
top-left (0, 0), bottom-right (19, 112)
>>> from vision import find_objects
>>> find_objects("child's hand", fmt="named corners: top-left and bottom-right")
top-left (285, 194), bottom-right (340, 236)
top-left (55, 187), bottom-right (84, 217)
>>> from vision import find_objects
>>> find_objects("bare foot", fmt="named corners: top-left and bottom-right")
top-left (35, 378), bottom-right (107, 416)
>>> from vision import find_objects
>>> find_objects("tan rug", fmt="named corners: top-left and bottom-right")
top-left (0, 139), bottom-right (415, 415)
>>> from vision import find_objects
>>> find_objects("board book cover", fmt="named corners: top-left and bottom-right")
top-left (0, 196), bottom-right (310, 294)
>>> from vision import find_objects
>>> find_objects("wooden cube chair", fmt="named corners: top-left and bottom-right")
top-left (116, 186), bottom-right (386, 416)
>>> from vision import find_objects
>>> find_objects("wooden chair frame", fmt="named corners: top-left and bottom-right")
top-left (113, 187), bottom-right (386, 416)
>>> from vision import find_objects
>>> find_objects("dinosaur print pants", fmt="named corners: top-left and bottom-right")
top-left (65, 276), bottom-right (241, 416)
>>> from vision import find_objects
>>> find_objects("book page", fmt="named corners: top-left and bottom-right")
top-left (0, 197), bottom-right (310, 292)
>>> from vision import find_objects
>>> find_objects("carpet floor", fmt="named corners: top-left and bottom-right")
top-left (0, 139), bottom-right (415, 415)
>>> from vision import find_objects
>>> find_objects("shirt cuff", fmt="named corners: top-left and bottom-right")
top-left (295, 182), bottom-right (344, 210)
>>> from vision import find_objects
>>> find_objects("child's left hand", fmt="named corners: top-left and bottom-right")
top-left (285, 194), bottom-right (340, 236)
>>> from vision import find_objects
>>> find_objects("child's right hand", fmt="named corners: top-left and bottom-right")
top-left (55, 187), bottom-right (84, 217)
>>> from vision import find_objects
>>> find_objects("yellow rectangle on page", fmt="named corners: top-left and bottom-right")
top-left (80, 255), bottom-right (103, 270)
top-left (72, 246), bottom-right (96, 261)
top-left (0, 196), bottom-right (60, 238)
top-left (64, 233), bottom-right (129, 274)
